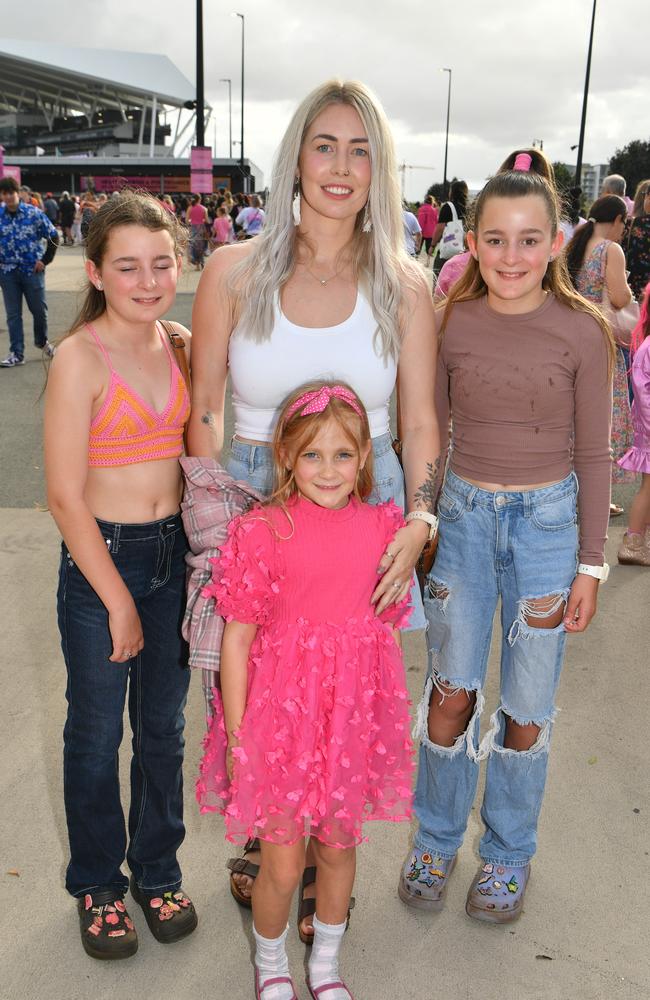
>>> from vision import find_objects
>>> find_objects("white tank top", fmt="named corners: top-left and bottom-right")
top-left (228, 290), bottom-right (396, 441)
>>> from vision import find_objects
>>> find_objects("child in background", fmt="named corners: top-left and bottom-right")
top-left (198, 381), bottom-right (414, 1000)
top-left (212, 204), bottom-right (234, 248)
top-left (618, 282), bottom-right (650, 564)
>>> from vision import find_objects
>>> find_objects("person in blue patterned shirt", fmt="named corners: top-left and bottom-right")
top-left (0, 176), bottom-right (59, 366)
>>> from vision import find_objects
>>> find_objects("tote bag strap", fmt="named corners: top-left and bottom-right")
top-left (160, 319), bottom-right (191, 393)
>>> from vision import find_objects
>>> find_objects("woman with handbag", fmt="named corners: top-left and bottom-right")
top-left (431, 179), bottom-right (468, 277)
top-left (565, 195), bottom-right (638, 495)
top-left (188, 78), bottom-right (439, 954)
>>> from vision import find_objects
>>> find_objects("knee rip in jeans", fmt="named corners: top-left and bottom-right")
top-left (478, 705), bottom-right (556, 760)
top-left (413, 655), bottom-right (484, 760)
top-left (507, 589), bottom-right (570, 645)
top-left (427, 578), bottom-right (450, 611)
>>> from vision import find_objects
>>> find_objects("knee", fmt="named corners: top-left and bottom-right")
top-left (503, 715), bottom-right (541, 752)
top-left (261, 854), bottom-right (304, 897)
top-left (312, 842), bottom-right (354, 871)
top-left (428, 681), bottom-right (476, 728)
top-left (64, 711), bottom-right (123, 755)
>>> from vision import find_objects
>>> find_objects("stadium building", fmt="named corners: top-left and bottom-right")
top-left (0, 39), bottom-right (262, 195)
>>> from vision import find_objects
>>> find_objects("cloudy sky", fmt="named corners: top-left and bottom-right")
top-left (12, 0), bottom-right (649, 199)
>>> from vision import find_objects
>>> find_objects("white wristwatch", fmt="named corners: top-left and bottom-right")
top-left (577, 562), bottom-right (610, 583)
top-left (405, 510), bottom-right (439, 541)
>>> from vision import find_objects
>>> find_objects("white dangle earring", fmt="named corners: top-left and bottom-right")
top-left (362, 202), bottom-right (372, 233)
top-left (292, 180), bottom-right (301, 227)
top-left (96, 280), bottom-right (103, 290)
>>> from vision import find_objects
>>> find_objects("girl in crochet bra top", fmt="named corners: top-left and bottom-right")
top-left (43, 192), bottom-right (197, 959)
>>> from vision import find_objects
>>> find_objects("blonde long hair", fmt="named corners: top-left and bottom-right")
top-left (230, 79), bottom-right (417, 360)
top-left (438, 170), bottom-right (616, 376)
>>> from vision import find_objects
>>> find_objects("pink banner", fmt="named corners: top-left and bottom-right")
top-left (2, 165), bottom-right (21, 183)
top-left (190, 145), bottom-right (213, 194)
top-left (86, 176), bottom-right (161, 193)
top-left (0, 146), bottom-right (21, 182)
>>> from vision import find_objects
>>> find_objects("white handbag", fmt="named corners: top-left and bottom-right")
top-left (438, 202), bottom-right (465, 261)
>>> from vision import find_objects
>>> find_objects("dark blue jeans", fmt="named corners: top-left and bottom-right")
top-left (0, 268), bottom-right (48, 356)
top-left (57, 514), bottom-right (191, 898)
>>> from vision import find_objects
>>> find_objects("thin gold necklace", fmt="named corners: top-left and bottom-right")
top-left (302, 261), bottom-right (346, 286)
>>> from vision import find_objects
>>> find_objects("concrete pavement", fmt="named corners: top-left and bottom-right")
top-left (1, 249), bottom-right (648, 1000)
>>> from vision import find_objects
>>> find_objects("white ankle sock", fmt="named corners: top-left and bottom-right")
top-left (253, 924), bottom-right (293, 1000)
top-left (308, 915), bottom-right (348, 999)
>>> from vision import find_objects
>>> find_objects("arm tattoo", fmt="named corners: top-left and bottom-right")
top-left (413, 459), bottom-right (440, 511)
top-left (201, 411), bottom-right (215, 427)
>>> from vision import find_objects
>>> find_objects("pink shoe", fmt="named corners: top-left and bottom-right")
top-left (618, 532), bottom-right (650, 566)
top-left (255, 969), bottom-right (298, 1000)
top-left (307, 979), bottom-right (355, 999)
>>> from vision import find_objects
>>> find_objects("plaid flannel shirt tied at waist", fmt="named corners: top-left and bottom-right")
top-left (180, 457), bottom-right (264, 673)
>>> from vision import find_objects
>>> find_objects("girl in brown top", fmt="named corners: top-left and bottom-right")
top-left (398, 151), bottom-right (615, 923)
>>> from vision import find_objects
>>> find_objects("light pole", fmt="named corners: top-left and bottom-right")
top-left (220, 78), bottom-right (232, 158)
top-left (441, 68), bottom-right (452, 199)
top-left (232, 12), bottom-right (245, 191)
top-left (574, 0), bottom-right (597, 187)
top-left (196, 0), bottom-right (205, 146)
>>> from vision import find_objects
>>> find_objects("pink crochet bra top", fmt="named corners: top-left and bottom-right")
top-left (87, 322), bottom-right (190, 467)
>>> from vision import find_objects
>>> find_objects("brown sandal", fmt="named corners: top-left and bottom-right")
top-left (226, 837), bottom-right (261, 909)
top-left (297, 866), bottom-right (355, 946)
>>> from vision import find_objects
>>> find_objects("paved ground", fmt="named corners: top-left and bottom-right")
top-left (1, 249), bottom-right (648, 1000)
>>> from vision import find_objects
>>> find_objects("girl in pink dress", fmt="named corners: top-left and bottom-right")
top-left (198, 381), bottom-right (414, 1000)
top-left (618, 283), bottom-right (650, 564)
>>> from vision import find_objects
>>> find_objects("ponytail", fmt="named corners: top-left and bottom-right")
top-left (564, 195), bottom-right (627, 283)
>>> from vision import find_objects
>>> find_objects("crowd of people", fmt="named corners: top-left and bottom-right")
top-left (25, 185), bottom-right (267, 259)
top-left (1, 77), bottom-right (649, 999)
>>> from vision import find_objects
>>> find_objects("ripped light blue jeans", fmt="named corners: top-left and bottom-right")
top-left (412, 470), bottom-right (579, 866)
top-left (225, 432), bottom-right (426, 630)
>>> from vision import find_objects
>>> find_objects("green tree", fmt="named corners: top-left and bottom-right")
top-left (426, 177), bottom-right (460, 203)
top-left (552, 161), bottom-right (574, 194)
top-left (608, 140), bottom-right (650, 199)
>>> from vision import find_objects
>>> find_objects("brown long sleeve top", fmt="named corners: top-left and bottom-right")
top-left (435, 294), bottom-right (612, 564)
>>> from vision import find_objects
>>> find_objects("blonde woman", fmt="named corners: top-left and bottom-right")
top-left (189, 79), bottom-right (439, 950)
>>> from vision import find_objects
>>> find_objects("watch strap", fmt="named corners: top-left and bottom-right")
top-left (405, 510), bottom-right (439, 540)
top-left (577, 562), bottom-right (610, 582)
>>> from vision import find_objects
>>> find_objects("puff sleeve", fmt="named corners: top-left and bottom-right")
top-left (203, 510), bottom-right (280, 625)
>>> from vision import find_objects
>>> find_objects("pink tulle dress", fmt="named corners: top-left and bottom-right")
top-left (196, 495), bottom-right (414, 849)
top-left (618, 335), bottom-right (650, 474)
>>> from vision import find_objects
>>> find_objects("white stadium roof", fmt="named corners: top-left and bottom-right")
top-left (0, 38), bottom-right (196, 110)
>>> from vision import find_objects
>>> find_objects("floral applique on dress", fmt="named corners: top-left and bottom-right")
top-left (196, 497), bottom-right (414, 848)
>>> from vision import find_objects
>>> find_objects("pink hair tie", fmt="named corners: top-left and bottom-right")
top-left (285, 385), bottom-right (363, 421)
top-left (513, 153), bottom-right (533, 172)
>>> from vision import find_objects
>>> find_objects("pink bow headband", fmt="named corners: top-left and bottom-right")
top-left (513, 152), bottom-right (533, 172)
top-left (285, 385), bottom-right (363, 421)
